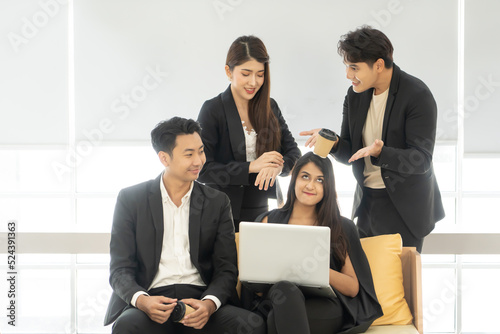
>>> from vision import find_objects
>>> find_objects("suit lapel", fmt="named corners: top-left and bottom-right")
top-left (149, 174), bottom-right (164, 267)
top-left (381, 64), bottom-right (401, 141)
top-left (188, 182), bottom-right (203, 269)
top-left (221, 85), bottom-right (246, 161)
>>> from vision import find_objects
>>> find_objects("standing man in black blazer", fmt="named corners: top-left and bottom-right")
top-left (301, 27), bottom-right (444, 252)
top-left (104, 117), bottom-right (265, 334)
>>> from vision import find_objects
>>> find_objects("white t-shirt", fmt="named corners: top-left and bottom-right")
top-left (362, 88), bottom-right (389, 189)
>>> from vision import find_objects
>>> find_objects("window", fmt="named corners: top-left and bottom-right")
top-left (2, 1), bottom-right (499, 333)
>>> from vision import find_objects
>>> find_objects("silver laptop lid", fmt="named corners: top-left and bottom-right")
top-left (238, 222), bottom-right (331, 288)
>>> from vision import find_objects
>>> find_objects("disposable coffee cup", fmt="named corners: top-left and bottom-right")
top-left (314, 129), bottom-right (337, 158)
top-left (171, 301), bottom-right (196, 322)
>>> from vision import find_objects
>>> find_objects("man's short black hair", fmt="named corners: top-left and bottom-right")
top-left (338, 26), bottom-right (394, 68)
top-left (151, 117), bottom-right (202, 156)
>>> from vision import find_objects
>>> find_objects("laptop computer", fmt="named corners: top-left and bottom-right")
top-left (238, 222), bottom-right (337, 298)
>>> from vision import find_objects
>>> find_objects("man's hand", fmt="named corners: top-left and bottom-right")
top-left (136, 295), bottom-right (177, 324)
top-left (299, 128), bottom-right (322, 148)
top-left (348, 139), bottom-right (384, 163)
top-left (255, 165), bottom-right (283, 191)
top-left (179, 299), bottom-right (216, 329)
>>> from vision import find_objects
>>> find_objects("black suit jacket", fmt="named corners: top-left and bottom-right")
top-left (104, 176), bottom-right (238, 325)
top-left (332, 64), bottom-right (445, 238)
top-left (197, 85), bottom-right (301, 219)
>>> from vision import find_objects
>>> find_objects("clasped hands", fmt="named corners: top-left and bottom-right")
top-left (249, 151), bottom-right (284, 191)
top-left (299, 128), bottom-right (384, 162)
top-left (136, 294), bottom-right (216, 329)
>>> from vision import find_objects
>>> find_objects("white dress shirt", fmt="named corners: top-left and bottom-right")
top-left (131, 177), bottom-right (221, 310)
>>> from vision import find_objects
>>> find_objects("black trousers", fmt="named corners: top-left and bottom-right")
top-left (112, 284), bottom-right (265, 334)
top-left (253, 281), bottom-right (344, 334)
top-left (357, 187), bottom-right (424, 252)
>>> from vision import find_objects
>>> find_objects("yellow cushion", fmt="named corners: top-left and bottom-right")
top-left (360, 234), bottom-right (413, 326)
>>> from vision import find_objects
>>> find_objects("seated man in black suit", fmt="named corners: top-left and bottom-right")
top-left (104, 117), bottom-right (265, 334)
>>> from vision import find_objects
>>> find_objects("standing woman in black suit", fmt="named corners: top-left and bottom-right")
top-left (197, 35), bottom-right (301, 231)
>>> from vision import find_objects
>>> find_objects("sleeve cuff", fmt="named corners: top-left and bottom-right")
top-left (131, 291), bottom-right (149, 307)
top-left (202, 295), bottom-right (221, 312)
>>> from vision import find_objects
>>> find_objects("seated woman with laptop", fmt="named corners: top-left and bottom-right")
top-left (246, 152), bottom-right (383, 334)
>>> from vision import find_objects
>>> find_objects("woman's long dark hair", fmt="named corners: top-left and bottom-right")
top-left (226, 35), bottom-right (281, 156)
top-left (280, 152), bottom-right (349, 266)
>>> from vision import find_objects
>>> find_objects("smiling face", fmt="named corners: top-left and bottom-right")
top-left (160, 132), bottom-right (206, 184)
top-left (344, 60), bottom-right (382, 93)
top-left (226, 59), bottom-right (265, 105)
top-left (294, 162), bottom-right (325, 207)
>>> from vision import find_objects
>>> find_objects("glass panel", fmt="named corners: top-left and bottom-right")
top-left (0, 269), bottom-right (71, 333)
top-left (74, 0), bottom-right (175, 143)
top-left (462, 197), bottom-right (500, 232)
top-left (463, 157), bottom-right (500, 192)
top-left (76, 146), bottom-right (160, 193)
top-left (73, 0), bottom-right (458, 143)
top-left (0, 149), bottom-right (71, 192)
top-left (76, 197), bottom-right (116, 232)
top-left (464, 0), bottom-right (500, 153)
top-left (332, 159), bottom-right (357, 193)
top-left (77, 254), bottom-right (110, 264)
top-left (338, 195), bottom-right (353, 219)
top-left (0, 2), bottom-right (68, 145)
top-left (433, 145), bottom-right (456, 192)
top-left (0, 198), bottom-right (72, 232)
top-left (432, 197), bottom-right (456, 233)
top-left (462, 268), bottom-right (500, 332)
top-left (461, 255), bottom-right (500, 264)
top-left (422, 268), bottom-right (456, 333)
top-left (268, 198), bottom-right (278, 211)
top-left (17, 254), bottom-right (72, 265)
top-left (277, 175), bottom-right (291, 204)
top-left (77, 269), bottom-right (113, 333)
top-left (421, 254), bottom-right (456, 264)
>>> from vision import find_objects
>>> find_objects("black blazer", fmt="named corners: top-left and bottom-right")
top-left (332, 64), bottom-right (445, 238)
top-left (197, 86), bottom-right (301, 219)
top-left (104, 176), bottom-right (238, 325)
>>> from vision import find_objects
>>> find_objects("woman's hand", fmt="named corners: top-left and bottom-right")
top-left (249, 151), bottom-right (284, 174)
top-left (255, 165), bottom-right (283, 191)
top-left (329, 255), bottom-right (359, 298)
top-left (299, 128), bottom-right (322, 148)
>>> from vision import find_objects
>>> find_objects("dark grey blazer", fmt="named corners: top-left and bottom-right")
top-left (332, 64), bottom-right (445, 238)
top-left (104, 176), bottom-right (238, 325)
top-left (197, 85), bottom-right (301, 219)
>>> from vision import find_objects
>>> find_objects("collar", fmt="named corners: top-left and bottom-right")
top-left (160, 173), bottom-right (194, 207)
